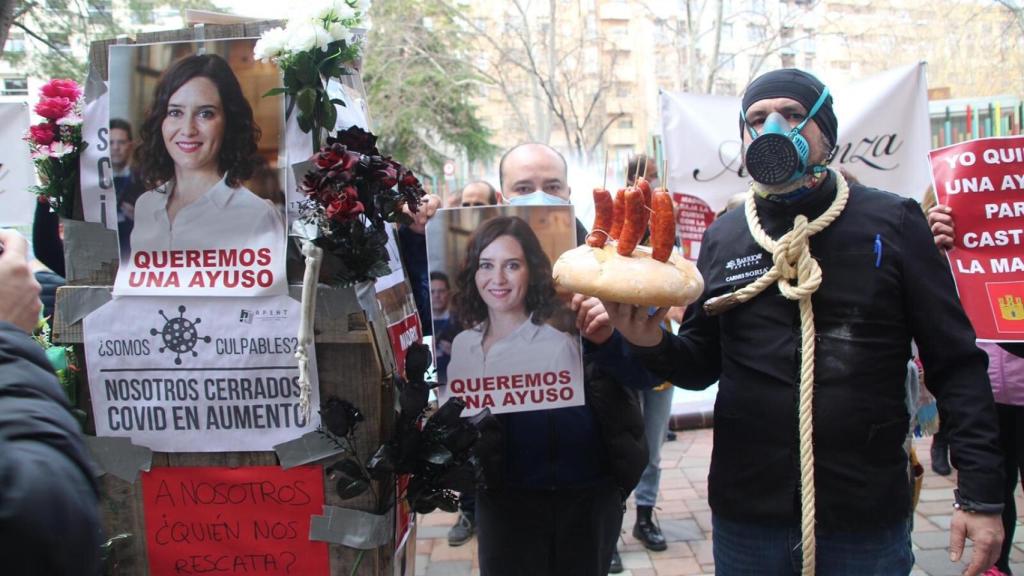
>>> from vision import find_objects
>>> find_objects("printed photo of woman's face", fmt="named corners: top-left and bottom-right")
top-left (161, 77), bottom-right (225, 174)
top-left (475, 234), bottom-right (529, 316)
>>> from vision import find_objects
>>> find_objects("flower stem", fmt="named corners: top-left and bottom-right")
top-left (349, 549), bottom-right (365, 576)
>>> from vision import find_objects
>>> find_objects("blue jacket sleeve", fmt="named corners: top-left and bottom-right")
top-left (397, 225), bottom-right (433, 335)
top-left (584, 331), bottom-right (663, 390)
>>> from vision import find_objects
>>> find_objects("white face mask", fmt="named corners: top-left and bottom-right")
top-left (506, 190), bottom-right (570, 206)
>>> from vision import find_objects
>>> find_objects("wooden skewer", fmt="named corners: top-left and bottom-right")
top-left (602, 151), bottom-right (609, 191)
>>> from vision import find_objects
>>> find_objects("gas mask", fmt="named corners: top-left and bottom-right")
top-left (506, 191), bottom-right (570, 206)
top-left (742, 86), bottom-right (830, 186)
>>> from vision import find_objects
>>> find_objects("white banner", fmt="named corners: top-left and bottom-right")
top-left (660, 62), bottom-right (933, 213)
top-left (79, 88), bottom-right (118, 230)
top-left (84, 294), bottom-right (320, 452)
top-left (0, 103), bottom-right (38, 227)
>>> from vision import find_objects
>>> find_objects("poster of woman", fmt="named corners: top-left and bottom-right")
top-left (109, 39), bottom-right (287, 296)
top-left (426, 205), bottom-right (584, 416)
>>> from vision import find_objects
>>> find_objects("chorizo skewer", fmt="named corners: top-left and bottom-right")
top-left (587, 188), bottom-right (613, 248)
top-left (617, 188), bottom-right (646, 256)
top-left (610, 188), bottom-right (627, 240)
top-left (651, 190), bottom-right (675, 262)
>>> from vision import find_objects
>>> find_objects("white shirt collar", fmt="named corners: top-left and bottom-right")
top-left (466, 316), bottom-right (544, 353)
top-left (153, 175), bottom-right (235, 210)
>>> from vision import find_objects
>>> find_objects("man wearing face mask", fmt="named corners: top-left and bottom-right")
top-left (604, 69), bottom-right (1004, 575)
top-left (468, 142), bottom-right (658, 576)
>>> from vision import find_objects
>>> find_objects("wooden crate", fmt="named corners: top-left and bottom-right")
top-left (53, 21), bottom-right (417, 576)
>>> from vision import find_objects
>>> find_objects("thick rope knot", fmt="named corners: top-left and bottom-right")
top-left (772, 215), bottom-right (822, 302)
top-left (701, 171), bottom-right (850, 576)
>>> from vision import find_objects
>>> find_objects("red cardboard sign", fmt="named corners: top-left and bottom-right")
top-left (387, 312), bottom-right (422, 377)
top-left (142, 466), bottom-right (328, 576)
top-left (931, 136), bottom-right (1024, 341)
top-left (672, 192), bottom-right (716, 261)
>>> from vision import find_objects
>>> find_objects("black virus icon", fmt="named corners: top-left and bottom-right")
top-left (150, 305), bottom-right (211, 365)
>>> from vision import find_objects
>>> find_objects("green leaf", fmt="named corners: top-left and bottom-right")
top-left (297, 87), bottom-right (317, 119)
top-left (293, 51), bottom-right (319, 85)
top-left (322, 95), bottom-right (337, 132)
top-left (330, 98), bottom-right (347, 107)
top-left (263, 87), bottom-right (289, 98)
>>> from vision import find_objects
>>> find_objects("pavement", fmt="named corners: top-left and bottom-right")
top-left (413, 429), bottom-right (1024, 576)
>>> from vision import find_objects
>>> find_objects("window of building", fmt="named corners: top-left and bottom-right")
top-left (618, 118), bottom-right (634, 129)
top-left (748, 24), bottom-right (766, 42)
top-left (781, 53), bottom-right (796, 68)
top-left (4, 32), bottom-right (25, 53)
top-left (88, 0), bottom-right (112, 23)
top-left (750, 0), bottom-right (766, 14)
top-left (722, 23), bottom-right (733, 38)
top-left (2, 77), bottom-right (29, 96)
top-left (49, 33), bottom-right (71, 52)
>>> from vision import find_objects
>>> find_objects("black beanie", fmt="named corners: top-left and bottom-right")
top-left (740, 68), bottom-right (837, 149)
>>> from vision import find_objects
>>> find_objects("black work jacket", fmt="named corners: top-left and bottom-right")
top-left (634, 174), bottom-right (1003, 530)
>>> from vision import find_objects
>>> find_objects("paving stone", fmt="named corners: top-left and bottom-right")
top-left (429, 540), bottom-right (475, 562)
top-left (919, 488), bottom-right (952, 502)
top-left (650, 556), bottom-right (702, 575)
top-left (659, 518), bottom-right (705, 542)
top-left (424, 560), bottom-right (472, 576)
top-left (621, 550), bottom-right (654, 569)
top-left (688, 539), bottom-right (714, 565)
top-left (912, 530), bottom-right (950, 550)
top-left (927, 514), bottom-right (953, 530)
top-left (417, 524), bottom-right (449, 539)
top-left (912, 547), bottom-right (971, 576)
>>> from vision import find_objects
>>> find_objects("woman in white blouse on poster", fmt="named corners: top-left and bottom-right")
top-left (445, 215), bottom-right (583, 415)
top-left (129, 53), bottom-right (282, 253)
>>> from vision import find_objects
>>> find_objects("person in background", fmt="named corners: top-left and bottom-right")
top-left (930, 205), bottom-right (1024, 576)
top-left (109, 118), bottom-right (145, 258)
top-left (608, 155), bottom-right (672, 573)
top-left (464, 142), bottom-right (655, 576)
top-left (459, 180), bottom-right (498, 207)
top-left (0, 230), bottom-right (101, 576)
top-left (439, 180), bottom-right (498, 546)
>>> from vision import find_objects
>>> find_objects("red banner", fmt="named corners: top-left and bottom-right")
top-left (387, 312), bottom-right (422, 377)
top-left (142, 466), bottom-right (328, 576)
top-left (931, 136), bottom-right (1024, 341)
top-left (672, 192), bottom-right (716, 262)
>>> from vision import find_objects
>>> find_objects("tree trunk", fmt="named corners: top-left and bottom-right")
top-left (0, 0), bottom-right (18, 59)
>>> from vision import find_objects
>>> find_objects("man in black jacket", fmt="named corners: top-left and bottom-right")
top-left (606, 69), bottom-right (1004, 576)
top-left (0, 230), bottom-right (102, 575)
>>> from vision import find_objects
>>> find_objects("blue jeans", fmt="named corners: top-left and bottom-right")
top-left (634, 385), bottom-right (674, 507)
top-left (712, 514), bottom-right (914, 576)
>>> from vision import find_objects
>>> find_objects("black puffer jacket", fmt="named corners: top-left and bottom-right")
top-left (0, 322), bottom-right (102, 575)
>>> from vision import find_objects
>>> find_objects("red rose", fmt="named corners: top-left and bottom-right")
top-left (28, 122), bottom-right (56, 146)
top-left (326, 194), bottom-right (364, 222)
top-left (40, 79), bottom-right (82, 101)
top-left (35, 97), bottom-right (73, 120)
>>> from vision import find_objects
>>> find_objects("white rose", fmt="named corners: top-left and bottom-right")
top-left (328, 22), bottom-right (353, 44)
top-left (332, 0), bottom-right (356, 20)
top-left (286, 21), bottom-right (332, 53)
top-left (254, 26), bottom-right (288, 61)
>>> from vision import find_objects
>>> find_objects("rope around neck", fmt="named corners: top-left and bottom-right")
top-left (703, 170), bottom-right (850, 576)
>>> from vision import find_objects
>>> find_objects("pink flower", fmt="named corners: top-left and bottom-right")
top-left (35, 97), bottom-right (73, 120)
top-left (45, 141), bottom-right (75, 158)
top-left (28, 123), bottom-right (56, 146)
top-left (40, 79), bottom-right (82, 101)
